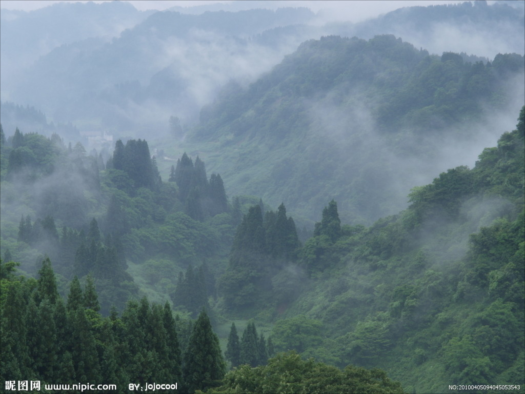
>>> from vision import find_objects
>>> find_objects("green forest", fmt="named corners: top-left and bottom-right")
top-left (1, 2), bottom-right (524, 393)
top-left (1, 105), bottom-right (523, 392)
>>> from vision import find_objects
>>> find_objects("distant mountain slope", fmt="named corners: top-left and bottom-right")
top-left (279, 107), bottom-right (525, 393)
top-left (185, 35), bottom-right (524, 225)
top-left (335, 1), bottom-right (525, 58)
top-left (0, 2), bottom-right (152, 99)
top-left (7, 8), bottom-right (316, 132)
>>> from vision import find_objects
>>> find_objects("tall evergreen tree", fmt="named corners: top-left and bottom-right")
top-left (193, 157), bottom-right (209, 196)
top-left (314, 200), bottom-right (341, 242)
top-left (232, 205), bottom-right (266, 257)
top-left (183, 310), bottom-right (225, 393)
top-left (113, 140), bottom-right (126, 171)
top-left (34, 299), bottom-right (58, 382)
top-left (258, 333), bottom-right (268, 366)
top-left (12, 127), bottom-right (25, 149)
top-left (67, 276), bottom-right (84, 312)
top-left (175, 153), bottom-right (194, 202)
top-left (225, 323), bottom-right (241, 368)
top-left (162, 303), bottom-right (182, 384)
top-left (70, 308), bottom-right (101, 382)
top-left (84, 275), bottom-right (100, 312)
top-left (37, 258), bottom-right (59, 304)
top-left (209, 174), bottom-right (228, 215)
top-left (240, 322), bottom-right (259, 367)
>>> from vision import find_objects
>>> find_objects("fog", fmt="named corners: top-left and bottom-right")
top-left (1, 0), bottom-right (523, 224)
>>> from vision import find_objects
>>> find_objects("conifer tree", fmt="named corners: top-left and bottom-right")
top-left (225, 323), bottom-right (241, 368)
top-left (183, 310), bottom-right (226, 393)
top-left (34, 299), bottom-right (58, 381)
top-left (1, 284), bottom-right (31, 379)
top-left (258, 333), bottom-right (268, 366)
top-left (84, 275), bottom-right (101, 312)
top-left (232, 205), bottom-right (266, 257)
top-left (193, 157), bottom-right (209, 196)
top-left (175, 153), bottom-right (194, 202)
top-left (67, 276), bottom-right (84, 312)
top-left (162, 303), bottom-right (182, 383)
top-left (12, 127), bottom-right (24, 149)
top-left (71, 308), bottom-right (101, 382)
top-left (209, 174), bottom-right (228, 215)
top-left (54, 298), bottom-right (71, 359)
top-left (314, 200), bottom-right (341, 242)
top-left (113, 140), bottom-right (126, 171)
top-left (37, 258), bottom-right (59, 304)
top-left (240, 322), bottom-right (259, 367)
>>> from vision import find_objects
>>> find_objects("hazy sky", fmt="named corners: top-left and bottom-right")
top-left (1, 0), bottom-right (474, 23)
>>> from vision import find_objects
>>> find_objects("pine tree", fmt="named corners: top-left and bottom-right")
top-left (314, 200), bottom-right (341, 242)
top-left (70, 308), bottom-right (101, 382)
top-left (225, 323), bottom-right (240, 368)
top-left (37, 258), bottom-right (59, 304)
top-left (113, 140), bottom-right (126, 171)
top-left (232, 205), bottom-right (266, 256)
top-left (169, 165), bottom-right (176, 182)
top-left (183, 310), bottom-right (226, 393)
top-left (240, 322), bottom-right (259, 367)
top-left (67, 276), bottom-right (84, 312)
top-left (258, 333), bottom-right (268, 366)
top-left (162, 303), bottom-right (182, 383)
top-left (12, 127), bottom-right (24, 148)
top-left (84, 275), bottom-right (101, 312)
top-left (175, 153), bottom-right (194, 202)
top-left (54, 298), bottom-right (71, 359)
top-left (1, 284), bottom-right (31, 379)
top-left (193, 157), bottom-right (209, 196)
top-left (34, 299), bottom-right (58, 382)
top-left (209, 174), bottom-right (228, 215)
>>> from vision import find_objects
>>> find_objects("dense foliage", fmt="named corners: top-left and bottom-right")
top-left (188, 35), bottom-right (524, 225)
top-left (1, 4), bottom-right (524, 389)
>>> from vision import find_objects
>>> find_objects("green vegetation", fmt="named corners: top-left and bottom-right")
top-left (183, 35), bottom-right (524, 225)
top-left (1, 21), bottom-right (524, 392)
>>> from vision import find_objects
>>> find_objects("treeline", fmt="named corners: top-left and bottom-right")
top-left (168, 153), bottom-right (228, 220)
top-left (1, 127), bottom-right (237, 315)
top-left (0, 259), bottom-right (225, 394)
top-left (0, 259), bottom-right (407, 394)
top-left (219, 203), bottom-right (301, 311)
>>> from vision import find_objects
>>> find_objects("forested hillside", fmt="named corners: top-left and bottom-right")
top-left (1, 2), bottom-right (524, 393)
top-left (183, 35), bottom-right (524, 225)
top-left (1, 108), bottom-right (523, 392)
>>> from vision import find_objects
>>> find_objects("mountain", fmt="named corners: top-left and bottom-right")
top-left (182, 35), bottom-right (524, 225)
top-left (0, 1), bottom-right (152, 100)
top-left (5, 8), bottom-right (316, 133)
top-left (216, 107), bottom-right (524, 392)
top-left (344, 1), bottom-right (524, 58)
